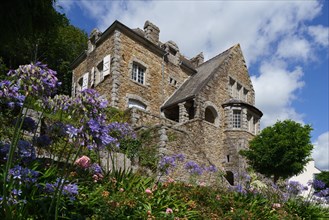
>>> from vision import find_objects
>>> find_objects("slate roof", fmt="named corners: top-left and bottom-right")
top-left (161, 45), bottom-right (235, 109)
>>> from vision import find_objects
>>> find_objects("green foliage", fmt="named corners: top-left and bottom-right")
top-left (316, 171), bottom-right (329, 188)
top-left (284, 198), bottom-right (329, 220)
top-left (240, 120), bottom-right (313, 183)
top-left (137, 128), bottom-right (160, 172)
top-left (0, 0), bottom-right (87, 95)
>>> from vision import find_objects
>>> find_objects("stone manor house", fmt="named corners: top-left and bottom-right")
top-left (71, 20), bottom-right (263, 184)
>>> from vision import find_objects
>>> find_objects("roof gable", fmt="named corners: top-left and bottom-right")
top-left (161, 45), bottom-right (238, 109)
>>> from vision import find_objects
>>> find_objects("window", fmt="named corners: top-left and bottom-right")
top-left (236, 83), bottom-right (242, 99)
top-left (128, 99), bottom-right (147, 110)
top-left (233, 110), bottom-right (241, 128)
top-left (229, 77), bottom-right (235, 97)
top-left (247, 114), bottom-right (254, 133)
top-left (205, 106), bottom-right (217, 124)
top-left (169, 77), bottom-right (177, 86)
top-left (243, 88), bottom-right (248, 102)
top-left (132, 63), bottom-right (145, 84)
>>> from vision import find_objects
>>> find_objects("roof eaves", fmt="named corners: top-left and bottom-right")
top-left (161, 95), bottom-right (195, 110)
top-left (180, 60), bottom-right (197, 74)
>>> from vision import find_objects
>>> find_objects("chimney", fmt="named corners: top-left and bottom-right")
top-left (190, 52), bottom-right (204, 67)
top-left (144, 20), bottom-right (160, 45)
top-left (87, 28), bottom-right (102, 54)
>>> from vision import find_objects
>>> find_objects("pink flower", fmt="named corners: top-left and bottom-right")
top-left (75, 155), bottom-right (91, 168)
top-left (272, 203), bottom-right (281, 209)
top-left (166, 208), bottom-right (173, 214)
top-left (92, 173), bottom-right (104, 182)
top-left (145, 188), bottom-right (152, 194)
top-left (119, 188), bottom-right (124, 192)
top-left (199, 182), bottom-right (206, 187)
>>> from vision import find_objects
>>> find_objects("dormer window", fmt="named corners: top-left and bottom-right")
top-left (132, 63), bottom-right (145, 84)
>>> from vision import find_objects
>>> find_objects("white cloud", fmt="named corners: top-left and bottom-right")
top-left (251, 60), bottom-right (305, 127)
top-left (308, 25), bottom-right (329, 47)
top-left (65, 1), bottom-right (322, 64)
top-left (276, 36), bottom-right (312, 61)
top-left (312, 131), bottom-right (329, 171)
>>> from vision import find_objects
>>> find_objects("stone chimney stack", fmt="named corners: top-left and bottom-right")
top-left (144, 20), bottom-right (160, 45)
top-left (87, 28), bottom-right (102, 54)
top-left (190, 52), bottom-right (204, 68)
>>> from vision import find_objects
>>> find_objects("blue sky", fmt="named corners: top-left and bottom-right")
top-left (56, 0), bottom-right (328, 170)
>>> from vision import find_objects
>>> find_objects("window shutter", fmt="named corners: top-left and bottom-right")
top-left (82, 73), bottom-right (89, 91)
top-left (90, 67), bottom-right (95, 87)
top-left (103, 55), bottom-right (111, 77)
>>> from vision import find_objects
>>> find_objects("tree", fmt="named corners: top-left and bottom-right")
top-left (240, 120), bottom-right (313, 183)
top-left (0, 0), bottom-right (87, 95)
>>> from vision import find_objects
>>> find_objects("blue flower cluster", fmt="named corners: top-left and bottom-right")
top-left (8, 165), bottom-right (39, 184)
top-left (0, 140), bottom-right (36, 164)
top-left (7, 62), bottom-right (59, 98)
top-left (0, 80), bottom-right (25, 107)
top-left (159, 154), bottom-right (185, 175)
top-left (45, 178), bottom-right (79, 201)
top-left (286, 180), bottom-right (308, 195)
top-left (184, 161), bottom-right (204, 176)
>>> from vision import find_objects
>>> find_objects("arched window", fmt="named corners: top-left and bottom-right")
top-left (205, 106), bottom-right (218, 124)
top-left (128, 99), bottom-right (147, 110)
top-left (225, 171), bottom-right (234, 185)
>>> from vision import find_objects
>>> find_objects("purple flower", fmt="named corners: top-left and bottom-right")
top-left (12, 189), bottom-right (22, 196)
top-left (91, 163), bottom-right (102, 174)
top-left (206, 165), bottom-right (218, 173)
top-left (313, 179), bottom-right (327, 190)
top-left (66, 124), bottom-right (81, 138)
top-left (44, 178), bottom-right (78, 201)
top-left (184, 161), bottom-right (204, 176)
top-left (13, 116), bottom-right (37, 133)
top-left (8, 165), bottom-right (39, 183)
top-left (35, 135), bottom-right (52, 148)
top-left (17, 140), bottom-right (36, 162)
top-left (7, 62), bottom-right (59, 97)
top-left (286, 181), bottom-right (307, 195)
top-left (233, 184), bottom-right (247, 194)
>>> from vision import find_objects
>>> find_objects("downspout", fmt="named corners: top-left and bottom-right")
top-left (161, 52), bottom-right (169, 113)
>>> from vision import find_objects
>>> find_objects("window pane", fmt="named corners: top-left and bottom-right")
top-left (233, 110), bottom-right (241, 128)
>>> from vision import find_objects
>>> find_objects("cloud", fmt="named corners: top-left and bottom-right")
top-left (312, 131), bottom-right (329, 171)
top-left (308, 25), bottom-right (329, 47)
top-left (63, 1), bottom-right (322, 63)
top-left (276, 36), bottom-right (312, 61)
top-left (251, 60), bottom-right (305, 127)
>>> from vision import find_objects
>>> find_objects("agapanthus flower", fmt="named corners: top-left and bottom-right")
top-left (90, 163), bottom-right (102, 174)
top-left (0, 80), bottom-right (25, 106)
top-left (184, 161), bottom-right (204, 176)
top-left (312, 179), bottom-right (327, 190)
top-left (7, 62), bottom-right (59, 97)
top-left (35, 135), bottom-right (52, 148)
top-left (17, 140), bottom-right (36, 163)
top-left (287, 181), bottom-right (306, 195)
top-left (8, 165), bottom-right (39, 184)
top-left (44, 178), bottom-right (78, 201)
